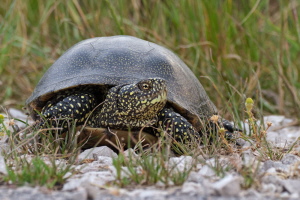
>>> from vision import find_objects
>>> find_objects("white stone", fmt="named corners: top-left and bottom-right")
top-left (266, 131), bottom-right (281, 143)
top-left (240, 116), bottom-right (300, 146)
top-left (181, 182), bottom-right (205, 194)
top-left (196, 154), bottom-right (205, 161)
top-left (264, 115), bottom-right (300, 146)
top-left (260, 183), bottom-right (277, 193)
top-left (242, 152), bottom-right (256, 166)
top-left (126, 189), bottom-right (169, 199)
top-left (206, 157), bottom-right (216, 166)
top-left (109, 165), bottom-right (133, 179)
top-left (195, 163), bottom-right (203, 171)
top-left (63, 172), bottom-right (73, 179)
top-left (240, 188), bottom-right (263, 198)
top-left (0, 186), bottom-right (88, 200)
top-left (263, 115), bottom-right (295, 130)
top-left (123, 148), bottom-right (138, 158)
top-left (240, 121), bottom-right (251, 135)
top-left (260, 175), bottom-right (284, 193)
top-left (266, 167), bottom-right (277, 174)
top-left (168, 156), bottom-right (193, 172)
top-left (281, 154), bottom-right (300, 165)
top-left (205, 157), bottom-right (233, 172)
top-left (263, 160), bottom-right (289, 173)
top-left (187, 171), bottom-right (200, 182)
top-left (212, 174), bottom-right (241, 196)
top-left (272, 142), bottom-right (290, 149)
top-left (96, 156), bottom-right (113, 166)
top-left (279, 192), bottom-right (291, 198)
top-left (282, 179), bottom-right (300, 195)
top-left (63, 171), bottom-right (115, 190)
top-left (198, 165), bottom-right (216, 177)
top-left (7, 108), bottom-right (28, 120)
top-left (0, 142), bottom-right (10, 155)
top-left (290, 193), bottom-right (300, 199)
top-left (77, 146), bottom-right (118, 161)
top-left (76, 157), bottom-right (113, 174)
top-left (236, 137), bottom-right (253, 147)
top-left (0, 155), bottom-right (7, 174)
top-left (10, 108), bottom-right (34, 125)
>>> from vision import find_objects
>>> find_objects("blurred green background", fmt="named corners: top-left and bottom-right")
top-left (1, 0), bottom-right (299, 120)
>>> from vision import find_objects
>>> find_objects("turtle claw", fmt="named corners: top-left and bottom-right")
top-left (222, 119), bottom-right (241, 140)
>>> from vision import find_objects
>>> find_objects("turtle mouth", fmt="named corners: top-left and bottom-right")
top-left (142, 88), bottom-right (167, 106)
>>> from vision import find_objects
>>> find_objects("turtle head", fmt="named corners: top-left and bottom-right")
top-left (117, 78), bottom-right (167, 117)
top-left (98, 78), bottom-right (167, 128)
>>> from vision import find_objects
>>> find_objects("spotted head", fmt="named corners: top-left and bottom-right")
top-left (96, 78), bottom-right (167, 128)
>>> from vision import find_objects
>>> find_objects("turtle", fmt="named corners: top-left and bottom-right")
top-left (26, 35), bottom-right (236, 146)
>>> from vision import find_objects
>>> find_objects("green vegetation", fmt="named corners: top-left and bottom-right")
top-left (1, 0), bottom-right (299, 120)
top-left (112, 136), bottom-right (196, 187)
top-left (112, 152), bottom-right (187, 187)
top-left (0, 0), bottom-right (299, 191)
top-left (5, 156), bottom-right (72, 189)
top-left (0, 112), bottom-right (79, 189)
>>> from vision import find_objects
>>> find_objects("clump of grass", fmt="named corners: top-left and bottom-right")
top-left (210, 115), bottom-right (234, 154)
top-left (4, 156), bottom-right (72, 189)
top-left (0, 114), bottom-right (6, 136)
top-left (241, 97), bottom-right (296, 161)
top-left (244, 97), bottom-right (271, 147)
top-left (239, 160), bottom-right (261, 189)
top-left (0, 112), bottom-right (79, 189)
top-left (112, 135), bottom-right (195, 187)
top-left (230, 97), bottom-right (299, 189)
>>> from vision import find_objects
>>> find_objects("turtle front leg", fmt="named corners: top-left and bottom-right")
top-left (41, 92), bottom-right (96, 130)
top-left (154, 108), bottom-right (200, 142)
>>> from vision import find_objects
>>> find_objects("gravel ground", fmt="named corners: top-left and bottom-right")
top-left (0, 109), bottom-right (299, 200)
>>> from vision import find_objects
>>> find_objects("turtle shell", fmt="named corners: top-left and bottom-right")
top-left (26, 35), bottom-right (217, 131)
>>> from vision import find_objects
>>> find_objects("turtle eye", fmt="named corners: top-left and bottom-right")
top-left (138, 82), bottom-right (152, 91)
